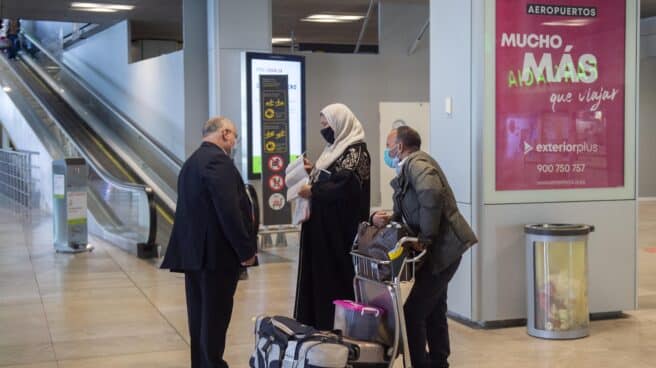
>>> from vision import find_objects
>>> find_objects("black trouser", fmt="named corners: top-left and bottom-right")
top-left (7, 34), bottom-right (18, 59)
top-left (185, 268), bottom-right (239, 368)
top-left (404, 257), bottom-right (462, 368)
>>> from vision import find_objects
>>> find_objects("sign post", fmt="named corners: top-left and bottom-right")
top-left (260, 75), bottom-right (292, 225)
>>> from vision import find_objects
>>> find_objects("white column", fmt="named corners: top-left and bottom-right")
top-left (186, 0), bottom-right (271, 175)
top-left (430, 0), bottom-right (639, 325)
top-left (183, 0), bottom-right (210, 158)
top-left (208, 0), bottom-right (272, 177)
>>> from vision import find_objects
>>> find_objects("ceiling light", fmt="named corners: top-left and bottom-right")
top-left (71, 2), bottom-right (134, 11)
top-left (334, 15), bottom-right (365, 21)
top-left (272, 37), bottom-right (292, 44)
top-left (74, 7), bottom-right (117, 12)
top-left (302, 14), bottom-right (366, 23)
top-left (105, 4), bottom-right (134, 10)
top-left (306, 14), bottom-right (365, 21)
top-left (301, 18), bottom-right (344, 23)
top-left (306, 14), bottom-right (339, 20)
top-left (3, 86), bottom-right (11, 92)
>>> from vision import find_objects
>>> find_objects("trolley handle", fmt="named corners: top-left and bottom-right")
top-left (397, 236), bottom-right (432, 251)
top-left (397, 236), bottom-right (419, 249)
top-left (397, 236), bottom-right (429, 263)
top-left (405, 249), bottom-right (427, 263)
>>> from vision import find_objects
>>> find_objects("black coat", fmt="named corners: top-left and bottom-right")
top-left (161, 142), bottom-right (257, 272)
top-left (294, 142), bottom-right (371, 330)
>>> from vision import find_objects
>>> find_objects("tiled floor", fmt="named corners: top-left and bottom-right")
top-left (638, 199), bottom-right (656, 309)
top-left (1, 200), bottom-right (656, 367)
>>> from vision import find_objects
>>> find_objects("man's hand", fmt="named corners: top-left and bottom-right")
top-left (372, 211), bottom-right (392, 228)
top-left (298, 184), bottom-right (312, 199)
top-left (241, 254), bottom-right (257, 267)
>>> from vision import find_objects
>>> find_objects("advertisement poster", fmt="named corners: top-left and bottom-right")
top-left (495, 1), bottom-right (626, 191)
top-left (260, 75), bottom-right (292, 225)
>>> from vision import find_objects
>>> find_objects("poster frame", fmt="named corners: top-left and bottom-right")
top-left (483, 0), bottom-right (638, 204)
top-left (245, 52), bottom-right (306, 180)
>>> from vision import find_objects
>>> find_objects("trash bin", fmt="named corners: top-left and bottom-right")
top-left (525, 224), bottom-right (594, 339)
top-left (53, 158), bottom-right (92, 253)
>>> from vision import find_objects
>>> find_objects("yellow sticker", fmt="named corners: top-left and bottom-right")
top-left (265, 141), bottom-right (276, 152)
top-left (388, 247), bottom-right (404, 260)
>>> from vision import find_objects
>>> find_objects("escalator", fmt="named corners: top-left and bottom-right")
top-left (0, 55), bottom-right (159, 257)
top-left (0, 32), bottom-right (180, 257)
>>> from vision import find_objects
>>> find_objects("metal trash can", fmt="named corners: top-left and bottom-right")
top-left (525, 224), bottom-right (594, 339)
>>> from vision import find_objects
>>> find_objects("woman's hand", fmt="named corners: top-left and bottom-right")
top-left (298, 184), bottom-right (312, 199)
top-left (303, 157), bottom-right (313, 174)
top-left (372, 211), bottom-right (392, 228)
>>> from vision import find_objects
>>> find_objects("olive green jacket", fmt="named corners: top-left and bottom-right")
top-left (391, 150), bottom-right (478, 274)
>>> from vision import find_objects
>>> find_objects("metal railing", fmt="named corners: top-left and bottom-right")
top-left (0, 148), bottom-right (38, 220)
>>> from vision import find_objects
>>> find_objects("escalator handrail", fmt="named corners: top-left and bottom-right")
top-left (1, 52), bottom-right (158, 246)
top-left (145, 186), bottom-right (158, 249)
top-left (62, 23), bottom-right (97, 43)
top-left (13, 53), bottom-right (152, 194)
top-left (21, 32), bottom-right (184, 170)
top-left (17, 45), bottom-right (177, 212)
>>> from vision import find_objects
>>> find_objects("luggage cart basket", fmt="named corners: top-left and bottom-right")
top-left (351, 236), bottom-right (427, 368)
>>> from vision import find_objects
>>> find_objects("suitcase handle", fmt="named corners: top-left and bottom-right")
top-left (360, 306), bottom-right (382, 317)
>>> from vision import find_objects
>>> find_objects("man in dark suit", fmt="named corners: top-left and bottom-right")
top-left (161, 116), bottom-right (257, 368)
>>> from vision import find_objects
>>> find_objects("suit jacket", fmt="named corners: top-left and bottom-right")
top-left (391, 150), bottom-right (478, 274)
top-left (161, 142), bottom-right (257, 271)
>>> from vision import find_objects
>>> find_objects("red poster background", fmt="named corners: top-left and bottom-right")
top-left (495, 1), bottom-right (625, 190)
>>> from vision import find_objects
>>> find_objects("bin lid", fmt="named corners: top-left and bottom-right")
top-left (524, 224), bottom-right (594, 236)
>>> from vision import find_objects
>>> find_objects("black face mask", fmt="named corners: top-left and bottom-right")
top-left (320, 127), bottom-right (335, 144)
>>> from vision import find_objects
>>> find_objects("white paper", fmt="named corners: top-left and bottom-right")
top-left (285, 155), bottom-right (309, 194)
top-left (67, 191), bottom-right (87, 220)
top-left (287, 177), bottom-right (309, 201)
top-left (286, 154), bottom-right (305, 175)
top-left (292, 198), bottom-right (310, 225)
top-left (54, 175), bottom-right (65, 197)
top-left (286, 164), bottom-right (309, 187)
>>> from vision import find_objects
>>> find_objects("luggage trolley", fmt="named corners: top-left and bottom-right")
top-left (350, 236), bottom-right (427, 368)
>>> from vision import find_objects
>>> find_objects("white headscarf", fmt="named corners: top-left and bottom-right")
top-left (312, 103), bottom-right (365, 175)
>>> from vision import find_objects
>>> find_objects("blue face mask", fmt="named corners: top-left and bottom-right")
top-left (384, 147), bottom-right (400, 169)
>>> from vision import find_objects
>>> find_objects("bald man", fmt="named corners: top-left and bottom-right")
top-left (161, 117), bottom-right (257, 368)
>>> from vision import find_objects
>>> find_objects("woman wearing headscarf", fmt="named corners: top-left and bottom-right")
top-left (294, 103), bottom-right (371, 330)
